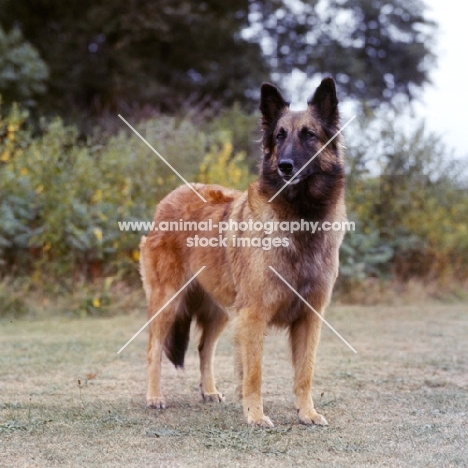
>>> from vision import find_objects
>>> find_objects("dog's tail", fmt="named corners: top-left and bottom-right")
top-left (163, 306), bottom-right (192, 369)
top-left (140, 234), bottom-right (191, 368)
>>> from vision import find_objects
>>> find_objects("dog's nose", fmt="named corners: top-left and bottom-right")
top-left (278, 159), bottom-right (294, 175)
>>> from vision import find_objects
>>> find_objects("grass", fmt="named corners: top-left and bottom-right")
top-left (1, 302), bottom-right (467, 467)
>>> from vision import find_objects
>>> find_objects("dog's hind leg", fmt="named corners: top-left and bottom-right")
top-left (142, 235), bottom-right (192, 409)
top-left (196, 299), bottom-right (229, 403)
top-left (290, 311), bottom-right (328, 426)
top-left (146, 295), bottom-right (175, 409)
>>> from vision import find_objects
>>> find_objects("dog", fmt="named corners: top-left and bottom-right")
top-left (139, 77), bottom-right (346, 427)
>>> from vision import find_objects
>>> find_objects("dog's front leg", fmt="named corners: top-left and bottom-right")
top-left (290, 311), bottom-right (328, 426)
top-left (235, 313), bottom-right (273, 428)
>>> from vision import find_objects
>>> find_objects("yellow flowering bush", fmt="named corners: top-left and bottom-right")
top-left (197, 131), bottom-right (252, 190)
top-left (0, 102), bottom-right (207, 280)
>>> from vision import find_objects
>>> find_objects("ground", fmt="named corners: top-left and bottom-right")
top-left (1, 303), bottom-right (467, 467)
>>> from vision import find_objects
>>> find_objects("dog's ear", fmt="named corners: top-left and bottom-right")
top-left (308, 77), bottom-right (339, 126)
top-left (260, 83), bottom-right (289, 130)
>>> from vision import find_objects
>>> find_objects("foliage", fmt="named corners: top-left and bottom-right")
top-left (71, 277), bottom-right (114, 317)
top-left (0, 0), bottom-right (434, 116)
top-left (0, 103), bottom-right (205, 278)
top-left (197, 131), bottom-right (253, 190)
top-left (252, 0), bottom-right (435, 107)
top-left (204, 103), bottom-right (261, 171)
top-left (0, 0), bottom-right (267, 115)
top-left (0, 26), bottom-right (49, 106)
top-left (1, 98), bottom-right (467, 286)
top-left (345, 112), bottom-right (468, 280)
top-left (0, 278), bottom-right (28, 317)
top-left (0, 100), bottom-right (253, 281)
top-left (339, 215), bottom-right (393, 280)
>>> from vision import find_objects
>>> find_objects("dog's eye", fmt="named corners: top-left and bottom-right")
top-left (276, 130), bottom-right (286, 141)
top-left (305, 130), bottom-right (316, 140)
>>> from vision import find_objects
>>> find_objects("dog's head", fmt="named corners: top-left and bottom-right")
top-left (259, 77), bottom-right (344, 204)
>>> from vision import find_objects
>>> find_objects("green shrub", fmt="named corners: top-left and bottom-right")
top-left (0, 279), bottom-right (30, 318)
top-left (197, 130), bottom-right (253, 190)
top-left (0, 26), bottom-right (49, 106)
top-left (1, 99), bottom-right (467, 290)
top-left (203, 104), bottom-right (260, 170)
top-left (0, 103), bottom-right (208, 280)
top-left (345, 113), bottom-right (468, 280)
top-left (339, 215), bottom-right (393, 281)
top-left (0, 101), bottom-right (254, 283)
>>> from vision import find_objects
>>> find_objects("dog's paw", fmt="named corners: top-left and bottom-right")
top-left (199, 383), bottom-right (225, 403)
top-left (298, 409), bottom-right (328, 426)
top-left (202, 392), bottom-right (225, 403)
top-left (247, 414), bottom-right (274, 428)
top-left (146, 397), bottom-right (166, 409)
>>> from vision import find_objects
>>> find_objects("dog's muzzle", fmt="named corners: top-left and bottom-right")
top-left (278, 159), bottom-right (301, 184)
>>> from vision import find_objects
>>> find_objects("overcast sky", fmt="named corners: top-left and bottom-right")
top-left (288, 0), bottom-right (468, 158)
top-left (417, 0), bottom-right (468, 156)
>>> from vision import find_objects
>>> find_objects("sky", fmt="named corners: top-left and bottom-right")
top-left (417, 0), bottom-right (468, 156)
top-left (288, 0), bottom-right (468, 158)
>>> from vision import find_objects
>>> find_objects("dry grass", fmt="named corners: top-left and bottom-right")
top-left (1, 302), bottom-right (467, 467)
top-left (335, 278), bottom-right (468, 306)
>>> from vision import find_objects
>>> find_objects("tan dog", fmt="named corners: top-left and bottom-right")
top-left (140, 77), bottom-right (346, 427)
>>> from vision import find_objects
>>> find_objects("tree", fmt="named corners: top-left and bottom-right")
top-left (0, 0), bottom-right (435, 117)
top-left (0, 25), bottom-right (49, 106)
top-left (252, 0), bottom-right (435, 107)
top-left (0, 0), bottom-right (268, 116)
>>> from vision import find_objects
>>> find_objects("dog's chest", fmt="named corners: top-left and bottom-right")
top-left (267, 233), bottom-right (339, 325)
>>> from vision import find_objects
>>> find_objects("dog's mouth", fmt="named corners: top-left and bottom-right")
top-left (279, 172), bottom-right (301, 185)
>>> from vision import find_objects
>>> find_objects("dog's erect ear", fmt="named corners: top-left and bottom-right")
top-left (308, 77), bottom-right (339, 126)
top-left (260, 83), bottom-right (289, 130)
